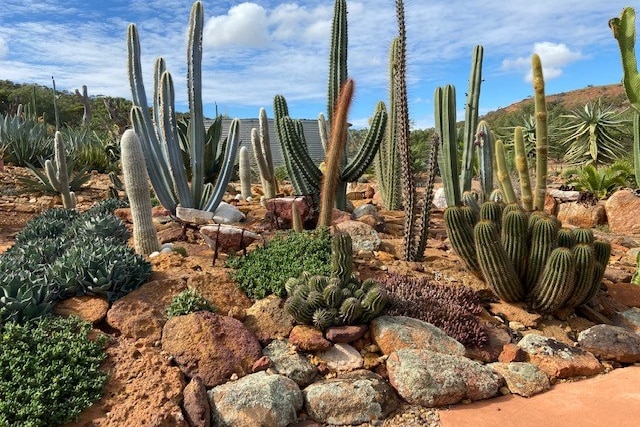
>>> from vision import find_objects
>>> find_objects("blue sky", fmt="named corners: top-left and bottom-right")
top-left (0, 0), bottom-right (634, 129)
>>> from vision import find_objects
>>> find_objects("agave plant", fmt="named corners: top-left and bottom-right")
top-left (558, 99), bottom-right (628, 166)
top-left (19, 158), bottom-right (91, 195)
top-left (0, 110), bottom-right (51, 167)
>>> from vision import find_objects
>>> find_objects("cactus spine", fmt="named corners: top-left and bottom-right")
top-left (45, 131), bottom-right (76, 209)
top-left (120, 129), bottom-right (160, 255)
top-left (318, 79), bottom-right (354, 228)
top-left (251, 107), bottom-right (278, 199)
top-left (532, 54), bottom-right (548, 211)
top-left (127, 1), bottom-right (240, 215)
top-left (460, 45), bottom-right (484, 194)
top-left (514, 126), bottom-right (533, 211)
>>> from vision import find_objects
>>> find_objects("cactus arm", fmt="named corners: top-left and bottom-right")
top-left (460, 45), bottom-right (484, 194)
top-left (610, 8), bottom-right (640, 111)
top-left (474, 120), bottom-right (494, 201)
top-left (341, 105), bottom-right (387, 183)
top-left (239, 146), bottom-right (252, 200)
top-left (187, 1), bottom-right (205, 206)
top-left (327, 0), bottom-right (348, 125)
top-left (318, 113), bottom-right (329, 153)
top-left (120, 129), bottom-right (160, 255)
top-left (529, 247), bottom-right (575, 313)
top-left (412, 134), bottom-right (440, 261)
top-left (514, 126), bottom-right (533, 211)
top-left (532, 54), bottom-right (548, 211)
top-left (634, 112), bottom-right (640, 188)
top-left (251, 107), bottom-right (278, 199)
top-left (495, 139), bottom-right (517, 204)
top-left (158, 70), bottom-right (193, 207)
top-left (280, 117), bottom-right (322, 195)
top-left (319, 79), bottom-right (354, 228)
top-left (435, 84), bottom-right (461, 207)
top-left (201, 118), bottom-right (240, 213)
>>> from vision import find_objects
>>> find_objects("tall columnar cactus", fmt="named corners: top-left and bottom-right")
top-left (610, 8), bottom-right (640, 188)
top-left (319, 79), bottom-right (355, 228)
top-left (374, 38), bottom-right (402, 210)
top-left (251, 107), bottom-right (278, 199)
top-left (435, 84), bottom-right (461, 208)
top-left (474, 120), bottom-right (495, 201)
top-left (513, 126), bottom-right (533, 211)
top-left (330, 232), bottom-right (353, 285)
top-left (127, 1), bottom-right (240, 216)
top-left (274, 0), bottom-right (386, 211)
top-left (494, 139), bottom-right (517, 205)
top-left (532, 54), bottom-right (548, 211)
top-left (238, 146), bottom-right (252, 200)
top-left (120, 129), bottom-right (160, 255)
top-left (460, 45), bottom-right (484, 195)
top-left (45, 131), bottom-right (76, 209)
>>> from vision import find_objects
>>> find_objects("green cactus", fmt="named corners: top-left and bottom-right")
top-left (563, 244), bottom-right (596, 309)
top-left (557, 228), bottom-right (575, 248)
top-left (330, 232), bottom-right (353, 285)
top-left (127, 1), bottom-right (240, 215)
top-left (435, 84), bottom-right (461, 207)
top-left (474, 121), bottom-right (495, 201)
top-left (251, 107), bottom-right (278, 199)
top-left (312, 307), bottom-right (335, 330)
top-left (444, 206), bottom-right (481, 273)
top-left (532, 54), bottom-right (549, 211)
top-left (238, 146), bottom-right (252, 200)
top-left (474, 220), bottom-right (524, 302)
top-left (119, 129), bottom-right (160, 255)
top-left (501, 210), bottom-right (529, 283)
top-left (529, 247), bottom-right (575, 313)
top-left (480, 200), bottom-right (504, 230)
top-left (514, 126), bottom-right (534, 211)
top-left (460, 45), bottom-right (484, 195)
top-left (571, 228), bottom-right (594, 245)
top-left (632, 251), bottom-right (640, 285)
top-left (526, 215), bottom-right (559, 291)
top-left (45, 131), bottom-right (76, 209)
top-left (495, 139), bottom-right (517, 204)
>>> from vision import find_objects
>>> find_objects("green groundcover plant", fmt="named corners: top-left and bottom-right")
top-left (0, 316), bottom-right (108, 427)
top-left (225, 228), bottom-right (333, 299)
top-left (166, 288), bottom-right (217, 318)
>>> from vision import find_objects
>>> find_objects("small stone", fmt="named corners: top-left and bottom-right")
top-left (316, 343), bottom-right (364, 372)
top-left (289, 325), bottom-right (332, 352)
top-left (252, 356), bottom-right (271, 372)
top-left (325, 325), bottom-right (368, 343)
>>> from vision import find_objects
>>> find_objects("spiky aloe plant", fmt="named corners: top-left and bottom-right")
top-left (127, 1), bottom-right (240, 216)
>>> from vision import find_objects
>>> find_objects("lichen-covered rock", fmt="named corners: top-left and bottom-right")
top-left (263, 340), bottom-right (318, 387)
top-left (183, 376), bottom-right (210, 427)
top-left (106, 277), bottom-right (187, 342)
top-left (243, 295), bottom-right (295, 344)
top-left (489, 362), bottom-right (551, 397)
top-left (303, 370), bottom-right (398, 425)
top-left (517, 334), bottom-right (603, 379)
top-left (209, 371), bottom-right (303, 427)
top-left (162, 311), bottom-right (262, 387)
top-left (615, 307), bottom-right (640, 333)
top-left (386, 348), bottom-right (501, 407)
top-left (335, 220), bottom-right (381, 251)
top-left (316, 343), bottom-right (364, 372)
top-left (577, 324), bottom-right (640, 364)
top-left (371, 315), bottom-right (465, 356)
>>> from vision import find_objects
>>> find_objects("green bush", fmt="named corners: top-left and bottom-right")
top-left (226, 228), bottom-right (332, 299)
top-left (166, 288), bottom-right (217, 318)
top-left (0, 316), bottom-right (108, 427)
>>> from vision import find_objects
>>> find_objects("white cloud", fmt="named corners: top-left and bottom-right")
top-left (0, 37), bottom-right (7, 58)
top-left (204, 3), bottom-right (270, 48)
top-left (502, 42), bottom-right (583, 81)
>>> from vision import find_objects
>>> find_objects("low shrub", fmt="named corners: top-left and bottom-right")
top-left (226, 228), bottom-right (332, 299)
top-left (0, 316), bottom-right (108, 427)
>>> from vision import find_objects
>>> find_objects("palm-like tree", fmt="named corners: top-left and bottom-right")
top-left (558, 99), bottom-right (628, 166)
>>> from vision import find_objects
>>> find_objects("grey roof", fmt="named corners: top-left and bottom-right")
top-left (208, 118), bottom-right (325, 167)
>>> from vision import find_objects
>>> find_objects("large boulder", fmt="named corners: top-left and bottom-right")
top-left (161, 311), bottom-right (262, 387)
top-left (335, 220), bottom-right (381, 251)
top-left (386, 348), bottom-right (501, 407)
top-left (556, 201), bottom-right (606, 228)
top-left (577, 324), bottom-right (640, 364)
top-left (209, 371), bottom-right (303, 427)
top-left (303, 370), bottom-right (399, 425)
top-left (605, 189), bottom-right (640, 234)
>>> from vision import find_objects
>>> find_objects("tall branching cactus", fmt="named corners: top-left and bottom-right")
top-left (127, 1), bottom-right (240, 216)
top-left (460, 45), bottom-right (484, 194)
top-left (251, 107), bottom-right (278, 199)
top-left (435, 85), bottom-right (461, 207)
top-left (273, 0), bottom-right (386, 211)
top-left (120, 129), bottom-right (160, 255)
top-left (532, 54), bottom-right (548, 211)
top-left (45, 131), bottom-right (76, 209)
top-left (374, 37), bottom-right (402, 210)
top-left (610, 7), bottom-right (640, 188)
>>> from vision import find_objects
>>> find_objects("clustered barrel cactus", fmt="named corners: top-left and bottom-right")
top-left (445, 201), bottom-right (610, 313)
top-left (284, 233), bottom-right (388, 330)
